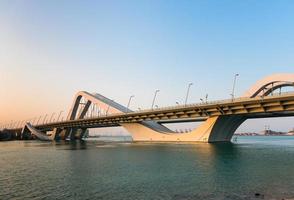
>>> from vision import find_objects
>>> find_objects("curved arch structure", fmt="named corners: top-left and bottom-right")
top-left (21, 123), bottom-right (56, 141)
top-left (242, 73), bottom-right (294, 98)
top-left (65, 91), bottom-right (174, 140)
top-left (68, 91), bottom-right (130, 120)
top-left (64, 91), bottom-right (128, 139)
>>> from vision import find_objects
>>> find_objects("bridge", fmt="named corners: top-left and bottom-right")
top-left (2, 73), bottom-right (294, 142)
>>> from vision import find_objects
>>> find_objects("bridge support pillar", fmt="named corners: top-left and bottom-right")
top-left (51, 128), bottom-right (63, 140)
top-left (21, 126), bottom-right (33, 140)
top-left (68, 128), bottom-right (87, 140)
top-left (121, 115), bottom-right (247, 143)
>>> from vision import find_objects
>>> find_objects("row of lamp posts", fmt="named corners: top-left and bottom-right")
top-left (126, 73), bottom-right (240, 111)
top-left (126, 82), bottom-right (194, 112)
top-left (2, 74), bottom-right (240, 129)
top-left (1, 110), bottom-right (65, 130)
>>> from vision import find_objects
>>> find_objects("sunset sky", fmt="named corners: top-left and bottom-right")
top-left (1, 0), bottom-right (294, 132)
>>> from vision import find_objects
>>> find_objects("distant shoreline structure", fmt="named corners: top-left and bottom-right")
top-left (235, 129), bottom-right (294, 136)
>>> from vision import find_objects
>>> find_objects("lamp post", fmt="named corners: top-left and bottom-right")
top-left (37, 116), bottom-right (42, 125)
top-left (151, 90), bottom-right (160, 109)
top-left (49, 113), bottom-right (55, 123)
top-left (200, 98), bottom-right (204, 103)
top-left (15, 121), bottom-right (19, 128)
top-left (106, 105), bottom-right (110, 116)
top-left (185, 83), bottom-right (193, 106)
top-left (11, 121), bottom-right (15, 129)
top-left (57, 111), bottom-right (63, 122)
top-left (32, 117), bottom-right (37, 125)
top-left (126, 95), bottom-right (135, 112)
top-left (231, 74), bottom-right (239, 101)
top-left (43, 114), bottom-right (48, 124)
top-left (205, 94), bottom-right (208, 103)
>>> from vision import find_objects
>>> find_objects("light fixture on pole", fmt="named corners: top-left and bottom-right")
top-left (43, 114), bottom-right (48, 124)
top-left (37, 116), bottom-right (42, 125)
top-left (231, 74), bottom-right (239, 101)
top-left (49, 113), bottom-right (55, 123)
top-left (126, 95), bottom-right (135, 112)
top-left (185, 83), bottom-right (193, 106)
top-left (57, 111), bottom-right (64, 122)
top-left (151, 90), bottom-right (160, 109)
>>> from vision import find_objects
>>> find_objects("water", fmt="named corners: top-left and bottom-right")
top-left (0, 136), bottom-right (294, 200)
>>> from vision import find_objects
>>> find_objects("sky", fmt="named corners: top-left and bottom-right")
top-left (0, 0), bottom-right (294, 132)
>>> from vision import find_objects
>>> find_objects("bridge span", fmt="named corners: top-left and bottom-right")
top-left (2, 73), bottom-right (294, 142)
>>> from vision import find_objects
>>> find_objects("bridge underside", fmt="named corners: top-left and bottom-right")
top-left (121, 115), bottom-right (246, 142)
top-left (22, 111), bottom-right (294, 143)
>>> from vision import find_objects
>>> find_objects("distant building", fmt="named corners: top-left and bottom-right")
top-left (262, 130), bottom-right (287, 136)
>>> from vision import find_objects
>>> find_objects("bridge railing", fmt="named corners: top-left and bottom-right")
top-left (119, 91), bottom-right (294, 115)
top-left (72, 91), bottom-right (294, 119)
top-left (2, 91), bottom-right (294, 130)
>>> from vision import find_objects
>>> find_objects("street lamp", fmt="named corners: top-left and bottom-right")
top-left (36, 116), bottom-right (42, 125)
top-left (205, 94), bottom-right (208, 103)
top-left (176, 101), bottom-right (179, 106)
top-left (200, 98), bottom-right (204, 103)
top-left (231, 74), bottom-right (239, 101)
top-left (57, 111), bottom-right (64, 122)
top-left (126, 95), bottom-right (135, 112)
top-left (185, 83), bottom-right (193, 106)
top-left (49, 113), bottom-right (55, 123)
top-left (151, 90), bottom-right (160, 109)
top-left (15, 121), bottom-right (19, 128)
top-left (106, 105), bottom-right (110, 116)
top-left (43, 114), bottom-right (48, 124)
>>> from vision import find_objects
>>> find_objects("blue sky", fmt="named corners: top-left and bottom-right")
top-left (0, 0), bottom-right (294, 132)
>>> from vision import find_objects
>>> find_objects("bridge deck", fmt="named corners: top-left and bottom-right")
top-left (6, 92), bottom-right (294, 131)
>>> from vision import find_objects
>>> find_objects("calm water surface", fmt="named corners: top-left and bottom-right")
top-left (0, 136), bottom-right (294, 200)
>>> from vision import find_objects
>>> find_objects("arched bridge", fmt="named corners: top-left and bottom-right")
top-left (4, 73), bottom-right (294, 142)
